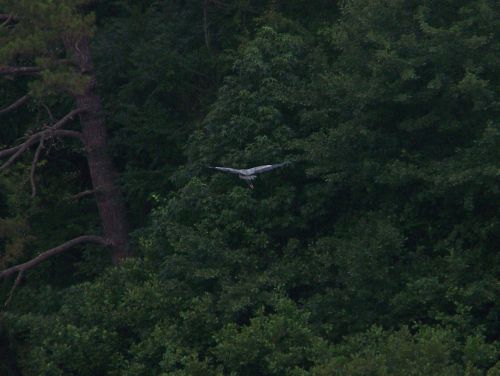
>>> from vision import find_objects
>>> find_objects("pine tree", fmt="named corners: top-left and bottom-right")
top-left (0, 0), bottom-right (131, 296)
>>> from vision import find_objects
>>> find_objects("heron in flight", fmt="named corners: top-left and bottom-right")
top-left (210, 162), bottom-right (289, 188)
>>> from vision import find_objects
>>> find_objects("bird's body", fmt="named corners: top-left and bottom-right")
top-left (210, 162), bottom-right (289, 188)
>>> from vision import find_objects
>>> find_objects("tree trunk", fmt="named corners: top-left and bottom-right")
top-left (67, 36), bottom-right (131, 264)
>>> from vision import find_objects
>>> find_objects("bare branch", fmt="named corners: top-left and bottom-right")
top-left (40, 101), bottom-right (54, 121)
top-left (50, 129), bottom-right (83, 139)
top-left (68, 189), bottom-right (96, 201)
top-left (42, 107), bottom-right (85, 130)
top-left (0, 130), bottom-right (82, 169)
top-left (0, 108), bottom-right (85, 169)
top-left (203, 0), bottom-right (211, 50)
top-left (0, 144), bottom-right (23, 159)
top-left (0, 235), bottom-right (111, 280)
top-left (0, 66), bottom-right (40, 75)
top-left (0, 137), bottom-right (37, 171)
top-left (0, 13), bottom-right (14, 27)
top-left (0, 14), bottom-right (17, 22)
top-left (4, 270), bottom-right (23, 308)
top-left (0, 95), bottom-right (29, 116)
top-left (30, 134), bottom-right (45, 197)
top-left (210, 0), bottom-right (229, 7)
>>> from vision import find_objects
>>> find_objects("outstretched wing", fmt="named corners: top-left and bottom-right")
top-left (210, 166), bottom-right (243, 175)
top-left (244, 162), bottom-right (289, 175)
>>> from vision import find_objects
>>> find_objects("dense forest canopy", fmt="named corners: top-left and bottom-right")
top-left (0, 0), bottom-right (499, 374)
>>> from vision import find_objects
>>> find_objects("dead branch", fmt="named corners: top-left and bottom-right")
top-left (49, 129), bottom-right (82, 139)
top-left (0, 130), bottom-right (82, 170)
top-left (0, 66), bottom-right (40, 75)
top-left (0, 13), bottom-right (16, 27)
top-left (0, 14), bottom-right (11, 28)
top-left (68, 189), bottom-right (96, 201)
top-left (41, 107), bottom-right (85, 131)
top-left (0, 108), bottom-right (85, 169)
top-left (0, 139), bottom-right (34, 159)
top-left (0, 130), bottom-right (82, 168)
top-left (209, 0), bottom-right (229, 7)
top-left (40, 101), bottom-right (54, 121)
top-left (0, 14), bottom-right (17, 21)
top-left (0, 235), bottom-right (111, 280)
top-left (0, 95), bottom-right (29, 116)
top-left (0, 138), bottom-right (35, 171)
top-left (203, 0), bottom-right (211, 50)
top-left (30, 134), bottom-right (45, 197)
top-left (4, 270), bottom-right (23, 308)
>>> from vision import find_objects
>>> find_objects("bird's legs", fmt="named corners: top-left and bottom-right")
top-left (241, 175), bottom-right (256, 188)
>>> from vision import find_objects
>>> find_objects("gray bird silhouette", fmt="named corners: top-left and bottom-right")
top-left (210, 162), bottom-right (289, 188)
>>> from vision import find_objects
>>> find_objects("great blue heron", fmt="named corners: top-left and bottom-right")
top-left (210, 162), bottom-right (289, 188)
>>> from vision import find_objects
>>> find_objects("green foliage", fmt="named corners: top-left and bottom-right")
top-left (313, 326), bottom-right (499, 376)
top-left (0, 0), bottom-right (103, 276)
top-left (299, 0), bottom-right (500, 337)
top-left (214, 298), bottom-right (328, 376)
top-left (0, 170), bottom-right (34, 268)
top-left (1, 0), bottom-right (499, 374)
top-left (0, 0), bottom-right (95, 95)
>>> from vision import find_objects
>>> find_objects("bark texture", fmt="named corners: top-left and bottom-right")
top-left (67, 36), bottom-right (132, 264)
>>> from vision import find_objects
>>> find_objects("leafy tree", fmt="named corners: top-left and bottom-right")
top-left (1, 0), bottom-right (498, 374)
top-left (313, 326), bottom-right (499, 376)
top-left (0, 0), bottom-right (131, 291)
top-left (301, 0), bottom-right (499, 336)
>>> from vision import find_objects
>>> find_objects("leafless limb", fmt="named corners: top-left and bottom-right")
top-left (0, 13), bottom-right (16, 27)
top-left (68, 189), bottom-right (96, 201)
top-left (0, 66), bottom-right (40, 75)
top-left (210, 0), bottom-right (229, 7)
top-left (30, 134), bottom-right (45, 197)
top-left (49, 129), bottom-right (83, 139)
top-left (0, 138), bottom-right (35, 171)
top-left (0, 130), bottom-right (81, 162)
top-left (0, 235), bottom-right (111, 281)
top-left (44, 107), bottom-right (85, 131)
top-left (207, 0), bottom-right (259, 12)
top-left (1, 136), bottom-right (41, 160)
top-left (0, 14), bottom-right (11, 27)
top-left (0, 95), bottom-right (29, 116)
top-left (0, 13), bottom-right (16, 21)
top-left (0, 108), bottom-right (85, 170)
top-left (4, 270), bottom-right (23, 308)
top-left (40, 101), bottom-right (54, 121)
top-left (0, 130), bottom-right (82, 170)
top-left (203, 0), bottom-right (211, 50)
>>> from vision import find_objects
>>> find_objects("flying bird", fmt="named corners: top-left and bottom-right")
top-left (210, 162), bottom-right (289, 188)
